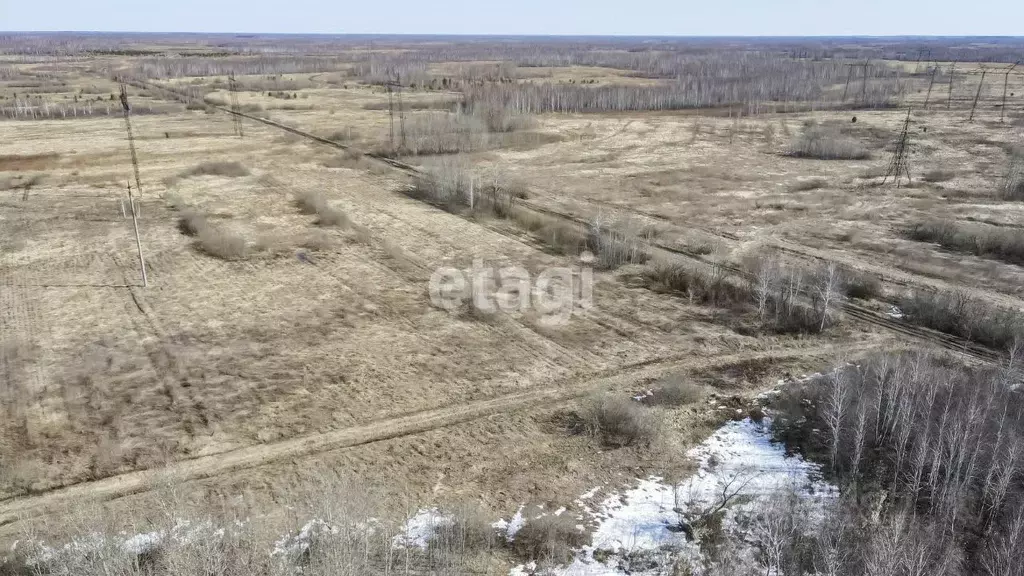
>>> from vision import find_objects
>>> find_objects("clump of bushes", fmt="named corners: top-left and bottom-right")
top-left (788, 123), bottom-right (869, 160)
top-left (648, 377), bottom-right (703, 407)
top-left (196, 226), bottom-right (249, 261)
top-left (578, 394), bottom-right (660, 448)
top-left (512, 514), bottom-right (590, 564)
top-left (899, 289), bottom-right (1024, 351)
top-left (906, 219), bottom-right (1024, 265)
top-left (293, 190), bottom-right (350, 228)
top-left (176, 208), bottom-right (208, 236)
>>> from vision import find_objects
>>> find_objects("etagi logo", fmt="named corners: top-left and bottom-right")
top-left (428, 254), bottom-right (595, 326)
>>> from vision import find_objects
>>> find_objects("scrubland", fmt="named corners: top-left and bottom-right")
top-left (2, 33), bottom-right (1024, 575)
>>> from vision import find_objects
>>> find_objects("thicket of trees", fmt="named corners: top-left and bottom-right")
top-left (765, 351), bottom-right (1024, 575)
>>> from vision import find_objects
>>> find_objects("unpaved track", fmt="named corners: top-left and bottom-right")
top-left (0, 343), bottom-right (872, 530)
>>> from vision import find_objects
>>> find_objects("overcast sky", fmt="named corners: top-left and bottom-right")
top-left (2, 0), bottom-right (1023, 36)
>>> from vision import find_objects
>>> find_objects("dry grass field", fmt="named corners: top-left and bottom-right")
top-left (2, 34), bottom-right (1024, 574)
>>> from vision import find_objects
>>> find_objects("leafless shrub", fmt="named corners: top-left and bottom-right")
top-left (293, 190), bottom-right (349, 228)
top-left (293, 190), bottom-right (326, 215)
top-left (648, 377), bottom-right (703, 407)
top-left (394, 111), bottom-right (490, 156)
top-left (323, 127), bottom-right (359, 142)
top-left (899, 289), bottom-right (1024, 350)
top-left (512, 514), bottom-right (590, 564)
top-left (405, 156), bottom-right (474, 207)
top-left (586, 220), bottom-right (650, 269)
top-left (844, 271), bottom-right (882, 300)
top-left (176, 209), bottom-right (207, 237)
top-left (578, 394), bottom-right (660, 448)
top-left (196, 226), bottom-right (249, 260)
top-left (644, 260), bottom-right (748, 307)
top-left (906, 219), bottom-right (1024, 266)
top-left (788, 123), bottom-right (870, 160)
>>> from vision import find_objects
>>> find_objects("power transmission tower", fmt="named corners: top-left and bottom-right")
top-left (924, 64), bottom-right (938, 109)
top-left (843, 62), bottom-right (871, 106)
top-left (882, 109), bottom-right (913, 189)
top-left (970, 67), bottom-right (988, 122)
top-left (228, 72), bottom-right (244, 137)
top-left (1001, 61), bottom-right (1020, 122)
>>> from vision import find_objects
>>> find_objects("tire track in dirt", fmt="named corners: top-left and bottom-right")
top-left (0, 341), bottom-right (879, 531)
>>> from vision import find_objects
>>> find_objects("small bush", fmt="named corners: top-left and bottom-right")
top-left (512, 514), bottom-right (589, 564)
top-left (788, 124), bottom-right (869, 160)
top-left (196, 226), bottom-right (249, 260)
top-left (586, 223), bottom-right (650, 269)
top-left (300, 231), bottom-right (334, 252)
top-left (321, 149), bottom-right (368, 170)
top-left (644, 261), bottom-right (748, 306)
top-left (579, 395), bottom-right (659, 448)
top-left (170, 162), bottom-right (250, 185)
top-left (899, 290), bottom-right (1024, 351)
top-left (844, 272), bottom-right (882, 300)
top-left (293, 190), bottom-right (326, 215)
top-left (906, 219), bottom-right (1024, 266)
top-left (176, 209), bottom-right (208, 237)
top-left (430, 505), bottom-right (497, 553)
top-left (649, 377), bottom-right (702, 407)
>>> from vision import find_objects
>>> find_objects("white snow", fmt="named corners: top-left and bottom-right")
top-left (394, 508), bottom-right (450, 549)
top-left (511, 417), bottom-right (836, 576)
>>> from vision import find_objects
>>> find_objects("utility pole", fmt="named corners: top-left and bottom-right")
top-left (228, 72), bottom-right (244, 137)
top-left (924, 64), bottom-right (938, 109)
top-left (127, 181), bottom-right (148, 288)
top-left (119, 84), bottom-right (143, 203)
top-left (1001, 61), bottom-right (1020, 122)
top-left (387, 81), bottom-right (395, 152)
top-left (396, 73), bottom-right (406, 151)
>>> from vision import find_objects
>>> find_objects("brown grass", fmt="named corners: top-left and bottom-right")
top-left (789, 178), bottom-right (827, 192)
top-left (0, 153), bottom-right (60, 171)
top-left (165, 161), bottom-right (250, 186)
top-left (921, 169), bottom-right (956, 183)
top-left (1003, 150), bottom-right (1024, 200)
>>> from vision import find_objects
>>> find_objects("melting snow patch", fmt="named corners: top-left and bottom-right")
top-left (394, 508), bottom-right (450, 549)
top-left (511, 418), bottom-right (836, 576)
top-left (494, 505), bottom-right (527, 541)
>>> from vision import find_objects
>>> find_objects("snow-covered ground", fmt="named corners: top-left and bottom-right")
top-left (510, 417), bottom-right (837, 576)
